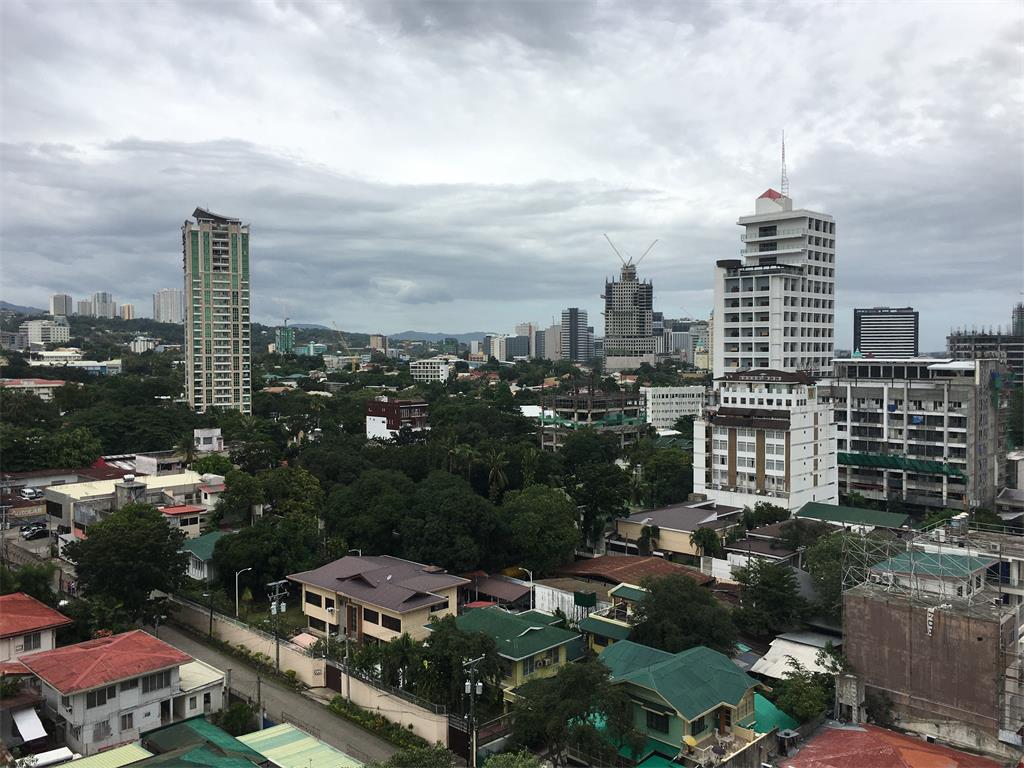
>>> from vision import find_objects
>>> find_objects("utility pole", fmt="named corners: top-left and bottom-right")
top-left (463, 656), bottom-right (485, 768)
top-left (256, 670), bottom-right (263, 731)
top-left (266, 579), bottom-right (289, 673)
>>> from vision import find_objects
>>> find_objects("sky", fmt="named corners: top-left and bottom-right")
top-left (1, 1), bottom-right (1021, 350)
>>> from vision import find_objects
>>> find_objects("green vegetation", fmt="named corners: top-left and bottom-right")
top-left (329, 696), bottom-right (429, 751)
top-left (733, 559), bottom-right (804, 638)
top-left (630, 573), bottom-right (737, 655)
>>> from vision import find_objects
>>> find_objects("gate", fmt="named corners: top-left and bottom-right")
top-left (447, 715), bottom-right (470, 761)
top-left (325, 663), bottom-right (342, 692)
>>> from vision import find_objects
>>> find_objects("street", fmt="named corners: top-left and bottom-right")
top-left (157, 624), bottom-right (397, 764)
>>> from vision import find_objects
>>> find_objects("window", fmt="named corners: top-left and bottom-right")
top-left (691, 715), bottom-right (708, 735)
top-left (61, 695), bottom-right (70, 710)
top-left (189, 696), bottom-right (197, 709)
top-left (22, 632), bottom-right (41, 651)
top-left (86, 685), bottom-right (117, 709)
top-left (120, 713), bottom-right (133, 731)
top-left (430, 598), bottom-right (450, 613)
top-left (309, 617), bottom-right (327, 632)
top-left (120, 679), bottom-right (138, 692)
top-left (324, 597), bottom-right (335, 612)
top-left (646, 710), bottom-right (670, 733)
top-left (381, 614), bottom-right (401, 632)
top-left (363, 608), bottom-right (379, 625)
top-left (141, 670), bottom-right (171, 694)
top-left (304, 591), bottom-right (322, 608)
top-left (523, 656), bottom-right (536, 676)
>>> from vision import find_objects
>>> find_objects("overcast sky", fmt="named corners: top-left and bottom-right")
top-left (2, 1), bottom-right (1021, 349)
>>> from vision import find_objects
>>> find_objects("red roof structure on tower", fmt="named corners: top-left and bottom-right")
top-left (758, 188), bottom-right (785, 200)
top-left (0, 593), bottom-right (72, 639)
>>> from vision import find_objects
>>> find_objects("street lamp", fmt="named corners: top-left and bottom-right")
top-left (235, 567), bottom-right (253, 618)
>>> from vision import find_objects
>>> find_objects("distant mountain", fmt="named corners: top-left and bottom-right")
top-left (0, 301), bottom-right (46, 316)
top-left (289, 323), bottom-right (330, 330)
top-left (389, 330), bottom-right (489, 343)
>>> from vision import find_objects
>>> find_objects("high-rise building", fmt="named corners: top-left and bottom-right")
top-left (49, 294), bottom-right (72, 317)
top-left (120, 304), bottom-right (135, 321)
top-left (542, 323), bottom-right (562, 360)
top-left (153, 288), bottom-right (184, 324)
top-left (183, 207), bottom-right (251, 414)
top-left (275, 326), bottom-right (295, 354)
top-left (948, 303), bottom-right (1024, 380)
top-left (713, 189), bottom-right (836, 377)
top-left (853, 307), bottom-right (918, 357)
top-left (515, 322), bottom-right (537, 358)
top-left (603, 262), bottom-right (655, 372)
top-left (560, 308), bottom-right (593, 364)
top-left (505, 335), bottom-right (531, 360)
top-left (91, 292), bottom-right (117, 319)
top-left (369, 334), bottom-right (388, 353)
top-left (76, 300), bottom-right (93, 317)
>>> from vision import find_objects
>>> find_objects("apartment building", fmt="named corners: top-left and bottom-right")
top-left (560, 308), bottom-right (594, 364)
top-left (289, 555), bottom-right (467, 643)
top-left (409, 355), bottom-right (456, 383)
top-left (153, 288), bottom-right (184, 325)
top-left (640, 385), bottom-right (706, 430)
top-left (821, 357), bottom-right (1005, 510)
top-left (713, 189), bottom-right (836, 377)
top-left (693, 370), bottom-right (838, 511)
top-left (49, 294), bottom-right (73, 317)
top-left (538, 390), bottom-right (647, 451)
top-left (365, 396), bottom-right (429, 440)
top-left (90, 292), bottom-right (117, 319)
top-left (183, 207), bottom-right (252, 414)
top-left (854, 307), bottom-right (918, 357)
top-left (19, 318), bottom-right (70, 346)
top-left (22, 630), bottom-right (224, 756)
top-left (119, 305), bottom-right (135, 321)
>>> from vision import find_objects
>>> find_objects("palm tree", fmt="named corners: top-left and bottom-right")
top-left (520, 447), bottom-right (540, 488)
top-left (639, 524), bottom-right (660, 556)
top-left (439, 433), bottom-right (460, 473)
top-left (176, 431), bottom-right (197, 467)
top-left (629, 474), bottom-right (649, 508)
top-left (483, 447), bottom-right (509, 502)
top-left (690, 526), bottom-right (722, 558)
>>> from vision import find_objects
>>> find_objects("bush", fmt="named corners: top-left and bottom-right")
top-left (329, 695), bottom-right (428, 750)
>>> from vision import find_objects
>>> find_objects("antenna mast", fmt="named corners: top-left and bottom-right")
top-left (781, 130), bottom-right (790, 197)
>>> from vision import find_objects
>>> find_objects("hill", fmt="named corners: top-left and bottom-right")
top-left (0, 300), bottom-right (47, 316)
top-left (389, 330), bottom-right (489, 343)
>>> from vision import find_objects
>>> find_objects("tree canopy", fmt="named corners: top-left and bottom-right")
top-left (630, 573), bottom-right (737, 654)
top-left (501, 485), bottom-right (580, 576)
top-left (734, 559), bottom-right (804, 637)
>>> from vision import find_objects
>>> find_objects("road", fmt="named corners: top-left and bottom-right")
top-left (157, 624), bottom-right (397, 764)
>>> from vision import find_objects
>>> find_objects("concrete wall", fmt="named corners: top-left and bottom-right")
top-left (341, 674), bottom-right (448, 746)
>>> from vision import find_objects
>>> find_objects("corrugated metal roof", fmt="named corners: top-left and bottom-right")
top-left (797, 501), bottom-right (910, 529)
top-left (239, 723), bottom-right (363, 768)
top-left (62, 743), bottom-right (152, 768)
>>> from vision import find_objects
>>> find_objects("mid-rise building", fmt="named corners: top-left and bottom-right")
top-left (0, 378), bottom-right (69, 402)
top-left (853, 307), bottom-right (918, 357)
top-left (713, 189), bottom-right (836, 377)
top-left (76, 299), bottom-right (93, 317)
top-left (504, 334), bottom-right (531, 360)
top-left (152, 288), bottom-right (184, 325)
top-left (0, 331), bottom-right (27, 351)
top-left (542, 323), bottom-right (561, 360)
top-left (182, 207), bottom-right (251, 414)
top-left (369, 334), bottom-right (388, 353)
top-left (822, 357), bottom-right (1006, 510)
top-left (693, 370), bottom-right (838, 511)
top-left (640, 385), bottom-right (706, 430)
top-left (514, 322), bottom-right (537, 358)
top-left (560, 308), bottom-right (593, 364)
top-left (91, 292), bottom-right (117, 319)
top-left (365, 396), bottom-right (429, 441)
top-left (119, 304), bottom-right (135, 321)
top-left (539, 390), bottom-right (646, 451)
top-left (603, 262), bottom-right (656, 372)
top-left (948, 303), bottom-right (1024, 380)
top-left (49, 294), bottom-right (73, 317)
top-left (274, 326), bottom-right (295, 354)
top-left (129, 336), bottom-right (158, 353)
top-left (409, 355), bottom-right (456, 383)
top-left (19, 318), bottom-right (70, 346)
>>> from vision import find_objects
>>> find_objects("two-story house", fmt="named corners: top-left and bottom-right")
top-left (578, 583), bottom-right (647, 653)
top-left (440, 607), bottom-right (581, 704)
top-left (0, 593), bottom-right (72, 667)
top-left (21, 629), bottom-right (225, 755)
top-left (289, 555), bottom-right (468, 643)
top-left (159, 504), bottom-right (209, 539)
top-left (609, 500), bottom-right (742, 561)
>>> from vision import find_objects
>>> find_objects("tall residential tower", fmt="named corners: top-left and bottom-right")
top-left (713, 189), bottom-right (836, 377)
top-left (183, 207), bottom-right (251, 414)
top-left (602, 261), bottom-right (655, 372)
top-left (153, 288), bottom-right (185, 324)
top-left (560, 308), bottom-right (593, 364)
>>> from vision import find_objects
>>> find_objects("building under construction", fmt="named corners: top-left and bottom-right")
top-left (538, 390), bottom-right (647, 451)
top-left (839, 515), bottom-right (1024, 761)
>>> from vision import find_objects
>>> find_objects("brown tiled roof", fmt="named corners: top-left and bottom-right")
top-left (554, 555), bottom-right (712, 586)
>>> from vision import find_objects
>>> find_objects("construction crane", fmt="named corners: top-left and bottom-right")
top-left (603, 233), bottom-right (658, 267)
top-left (331, 321), bottom-right (359, 374)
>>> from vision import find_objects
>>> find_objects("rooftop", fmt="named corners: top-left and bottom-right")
top-left (463, 573), bottom-right (532, 603)
top-left (238, 723), bottom-right (363, 768)
top-left (444, 606), bottom-right (579, 661)
top-left (716, 369), bottom-right (814, 385)
top-left (622, 501), bottom-right (739, 533)
top-left (797, 501), bottom-right (910, 529)
top-left (869, 550), bottom-right (997, 579)
top-left (22, 629), bottom-right (192, 694)
top-left (44, 470), bottom-right (204, 501)
top-left (838, 452), bottom-right (965, 478)
top-left (555, 555), bottom-right (713, 587)
top-left (0, 378), bottom-right (67, 386)
top-left (289, 555), bottom-right (468, 614)
top-left (0, 593), bottom-right (72, 639)
top-left (191, 207), bottom-right (241, 223)
top-left (143, 716), bottom-right (265, 766)
top-left (160, 504), bottom-right (206, 517)
top-left (59, 743), bottom-right (153, 768)
top-left (783, 724), bottom-right (1000, 768)
top-left (181, 530), bottom-right (232, 562)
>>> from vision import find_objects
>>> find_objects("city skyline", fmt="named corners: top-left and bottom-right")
top-left (1, 1), bottom-right (1020, 349)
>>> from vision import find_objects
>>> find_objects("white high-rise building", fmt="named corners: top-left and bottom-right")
top-left (713, 189), bottom-right (836, 377)
top-left (76, 299), bottom-right (93, 317)
top-left (542, 323), bottom-right (562, 360)
top-left (91, 291), bottom-right (117, 319)
top-left (183, 207), bottom-right (252, 414)
top-left (854, 307), bottom-right (918, 357)
top-left (49, 294), bottom-right (73, 317)
top-left (153, 288), bottom-right (185, 324)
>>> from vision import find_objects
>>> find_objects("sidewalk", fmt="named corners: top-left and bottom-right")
top-left (157, 623), bottom-right (397, 764)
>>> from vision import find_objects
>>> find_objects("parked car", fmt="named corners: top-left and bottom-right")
top-left (22, 527), bottom-right (49, 541)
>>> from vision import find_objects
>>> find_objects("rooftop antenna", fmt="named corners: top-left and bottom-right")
top-left (781, 130), bottom-right (790, 197)
top-left (603, 233), bottom-right (627, 266)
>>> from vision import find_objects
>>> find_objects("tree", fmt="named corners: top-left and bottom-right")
top-left (63, 503), bottom-right (187, 622)
top-left (483, 752), bottom-right (543, 768)
top-left (734, 560), bottom-right (804, 637)
top-left (417, 615), bottom-right (504, 714)
top-left (804, 533), bottom-right (847, 623)
top-left (643, 448), bottom-right (693, 506)
top-left (778, 519), bottom-right (832, 551)
top-left (212, 701), bottom-right (257, 736)
top-left (0, 562), bottom-right (57, 606)
top-left (743, 501), bottom-right (790, 529)
top-left (260, 466), bottom-right (324, 518)
top-left (229, 436), bottom-right (281, 474)
top-left (771, 657), bottom-right (830, 722)
top-left (560, 430), bottom-right (620, 475)
top-left (637, 525), bottom-right (660, 556)
top-left (482, 447), bottom-right (509, 502)
top-left (689, 527), bottom-right (723, 558)
top-left (502, 486), bottom-right (580, 575)
top-left (569, 463), bottom-right (629, 546)
top-left (214, 470), bottom-right (265, 526)
top-left (212, 514), bottom-right (322, 596)
top-left (325, 469), bottom-right (415, 554)
top-left (630, 573), bottom-right (737, 654)
top-left (671, 415), bottom-right (694, 440)
top-left (368, 745), bottom-right (456, 768)
top-left (192, 454), bottom-right (234, 476)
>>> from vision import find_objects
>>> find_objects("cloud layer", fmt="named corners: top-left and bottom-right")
top-left (1, 0), bottom-right (1021, 348)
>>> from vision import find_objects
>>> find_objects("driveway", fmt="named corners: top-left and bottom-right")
top-left (157, 624), bottom-right (397, 764)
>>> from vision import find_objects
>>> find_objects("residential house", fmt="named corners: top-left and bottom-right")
top-left (193, 427), bottom-right (225, 454)
top-left (181, 531), bottom-right (232, 582)
top-left (198, 477), bottom-right (225, 508)
top-left (578, 583), bottom-right (647, 653)
top-left (794, 500), bottom-right (910, 534)
top-left (289, 555), bottom-right (468, 643)
top-left (0, 593), bottom-right (72, 666)
top-left (440, 607), bottom-right (581, 703)
top-left (554, 555), bottom-right (712, 590)
top-left (610, 500), bottom-right (742, 560)
top-left (723, 522), bottom-right (802, 568)
top-left (600, 640), bottom-right (765, 766)
top-left (159, 504), bottom-right (208, 539)
top-left (22, 630), bottom-right (224, 755)
top-left (462, 573), bottom-right (533, 611)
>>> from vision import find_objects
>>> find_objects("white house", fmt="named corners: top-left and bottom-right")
top-left (0, 593), bottom-right (72, 666)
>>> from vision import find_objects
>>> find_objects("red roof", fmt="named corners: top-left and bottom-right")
top-left (200, 484), bottom-right (225, 493)
top-left (0, 661), bottom-right (31, 675)
top-left (21, 630), bottom-right (192, 694)
top-left (784, 724), bottom-right (1000, 768)
top-left (0, 593), bottom-right (72, 639)
top-left (758, 188), bottom-right (785, 200)
top-left (554, 555), bottom-right (712, 586)
top-left (160, 504), bottom-right (206, 517)
top-left (0, 378), bottom-right (67, 387)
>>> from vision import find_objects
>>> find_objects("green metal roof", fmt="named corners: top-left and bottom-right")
top-left (609, 584), bottom-right (648, 603)
top-left (578, 615), bottom-right (632, 641)
top-left (515, 610), bottom-right (563, 626)
top-left (601, 641), bottom-right (759, 721)
top-left (838, 451), bottom-right (965, 478)
top-left (599, 639), bottom-right (673, 677)
top-left (447, 606), bottom-right (580, 661)
top-left (61, 744), bottom-right (152, 768)
top-left (180, 530), bottom-right (232, 562)
top-left (239, 723), bottom-right (363, 768)
top-left (797, 501), bottom-right (910, 529)
top-left (753, 693), bottom-right (798, 733)
top-left (143, 717), bottom-right (266, 767)
top-left (870, 550), bottom-right (996, 578)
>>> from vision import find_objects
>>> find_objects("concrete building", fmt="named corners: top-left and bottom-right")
top-left (193, 427), bottom-right (224, 454)
top-left (609, 500), bottom-right (742, 559)
top-left (541, 323), bottom-right (562, 360)
top-left (560, 308), bottom-right (593, 364)
top-left (854, 307), bottom-right (918, 357)
top-left (0, 593), bottom-right (72, 664)
top-left (410, 355), bottom-right (456, 383)
top-left (369, 334), bottom-right (388, 353)
top-left (948, 303), bottom-right (1024, 380)
top-left (76, 299), bottom-right (93, 317)
top-left (515, 322), bottom-right (537, 358)
top-left (0, 331), bottom-right (27, 351)
top-left (128, 336), bottom-right (158, 353)
top-left (693, 369), bottom-right (838, 511)
top-left (23, 630), bottom-right (224, 756)
top-left (0, 378), bottom-right (69, 402)
top-left (366, 396), bottom-right (429, 440)
top-left (640, 385), bottom-right (706, 429)
top-left (49, 294), bottom-right (73, 317)
top-left (119, 304), bottom-right (135, 321)
top-left (713, 188), bottom-right (836, 377)
top-left (28, 348), bottom-right (83, 365)
top-left (91, 292), bottom-right (117, 319)
top-left (183, 207), bottom-right (252, 414)
top-left (821, 357), bottom-right (1006, 511)
top-left (19, 318), bottom-right (70, 346)
top-left (152, 288), bottom-right (184, 325)
top-left (539, 390), bottom-right (646, 451)
top-left (603, 262), bottom-right (656, 372)
top-left (274, 326), bottom-right (296, 354)
top-left (504, 334), bottom-right (531, 360)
